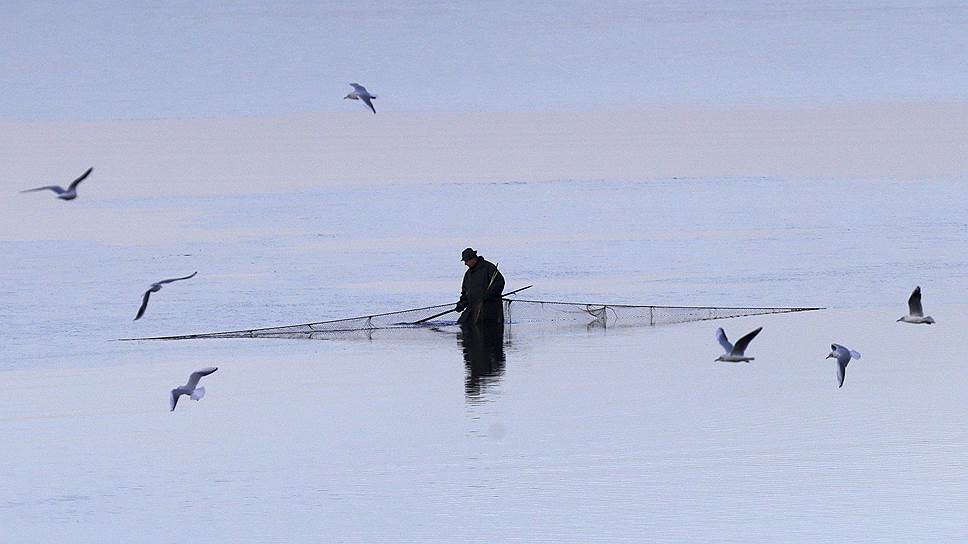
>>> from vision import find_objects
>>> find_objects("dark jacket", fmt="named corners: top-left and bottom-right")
top-left (457, 257), bottom-right (505, 324)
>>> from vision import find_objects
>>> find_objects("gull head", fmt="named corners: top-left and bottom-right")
top-left (344, 93), bottom-right (356, 100)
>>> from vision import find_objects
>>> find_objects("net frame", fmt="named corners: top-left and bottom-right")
top-left (121, 298), bottom-right (822, 341)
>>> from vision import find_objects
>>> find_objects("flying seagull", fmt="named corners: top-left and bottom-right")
top-left (344, 83), bottom-right (377, 114)
top-left (170, 367), bottom-right (218, 411)
top-left (20, 167), bottom-right (93, 201)
top-left (897, 286), bottom-right (935, 324)
top-left (134, 271), bottom-right (198, 321)
top-left (826, 344), bottom-right (861, 388)
top-left (715, 326), bottom-right (762, 362)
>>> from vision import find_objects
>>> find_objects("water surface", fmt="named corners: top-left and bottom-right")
top-left (1, 178), bottom-right (966, 542)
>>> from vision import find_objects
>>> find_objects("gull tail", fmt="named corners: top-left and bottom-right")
top-left (850, 351), bottom-right (861, 360)
top-left (190, 387), bottom-right (206, 401)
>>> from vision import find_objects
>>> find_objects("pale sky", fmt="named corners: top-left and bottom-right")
top-left (2, 1), bottom-right (966, 120)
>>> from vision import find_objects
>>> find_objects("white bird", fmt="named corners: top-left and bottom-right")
top-left (715, 326), bottom-right (762, 362)
top-left (344, 83), bottom-right (377, 114)
top-left (20, 167), bottom-right (93, 201)
top-left (897, 286), bottom-right (935, 324)
top-left (826, 344), bottom-right (861, 388)
top-left (134, 272), bottom-right (198, 321)
top-left (170, 367), bottom-right (218, 411)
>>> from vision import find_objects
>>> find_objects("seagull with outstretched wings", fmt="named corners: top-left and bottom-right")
top-left (715, 326), bottom-right (762, 363)
top-left (826, 344), bottom-right (861, 388)
top-left (897, 286), bottom-right (935, 324)
top-left (20, 167), bottom-right (93, 201)
top-left (134, 272), bottom-right (198, 321)
top-left (170, 367), bottom-right (218, 411)
top-left (344, 83), bottom-right (377, 114)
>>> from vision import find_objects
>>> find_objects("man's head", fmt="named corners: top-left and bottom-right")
top-left (461, 247), bottom-right (479, 267)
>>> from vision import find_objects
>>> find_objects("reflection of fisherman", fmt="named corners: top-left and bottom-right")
top-left (455, 248), bottom-right (505, 325)
top-left (460, 319), bottom-right (506, 400)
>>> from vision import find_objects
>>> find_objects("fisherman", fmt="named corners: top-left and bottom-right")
top-left (455, 248), bottom-right (505, 325)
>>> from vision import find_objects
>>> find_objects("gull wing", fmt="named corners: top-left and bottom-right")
top-left (134, 290), bottom-right (152, 320)
top-left (836, 360), bottom-right (847, 388)
top-left (68, 167), bottom-right (93, 190)
top-left (907, 286), bottom-right (923, 317)
top-left (170, 389), bottom-right (180, 411)
top-left (186, 367), bottom-right (218, 389)
top-left (21, 185), bottom-right (66, 194)
top-left (715, 328), bottom-right (733, 354)
top-left (156, 271), bottom-right (198, 285)
top-left (349, 83), bottom-right (366, 93)
top-left (360, 95), bottom-right (376, 114)
top-left (731, 327), bottom-right (762, 356)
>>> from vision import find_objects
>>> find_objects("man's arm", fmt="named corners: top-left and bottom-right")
top-left (455, 272), bottom-right (470, 312)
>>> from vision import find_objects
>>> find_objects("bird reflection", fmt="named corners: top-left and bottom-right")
top-left (459, 323), bottom-right (506, 401)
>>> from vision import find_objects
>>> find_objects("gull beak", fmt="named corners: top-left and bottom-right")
top-left (826, 353), bottom-right (834, 359)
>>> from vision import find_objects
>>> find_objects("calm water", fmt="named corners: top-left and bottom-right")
top-left (2, 178), bottom-right (967, 541)
top-left (3, 177), bottom-right (966, 365)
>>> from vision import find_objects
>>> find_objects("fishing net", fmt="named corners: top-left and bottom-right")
top-left (126, 298), bottom-right (821, 341)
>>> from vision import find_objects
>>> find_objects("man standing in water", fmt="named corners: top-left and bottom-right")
top-left (455, 248), bottom-right (505, 325)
